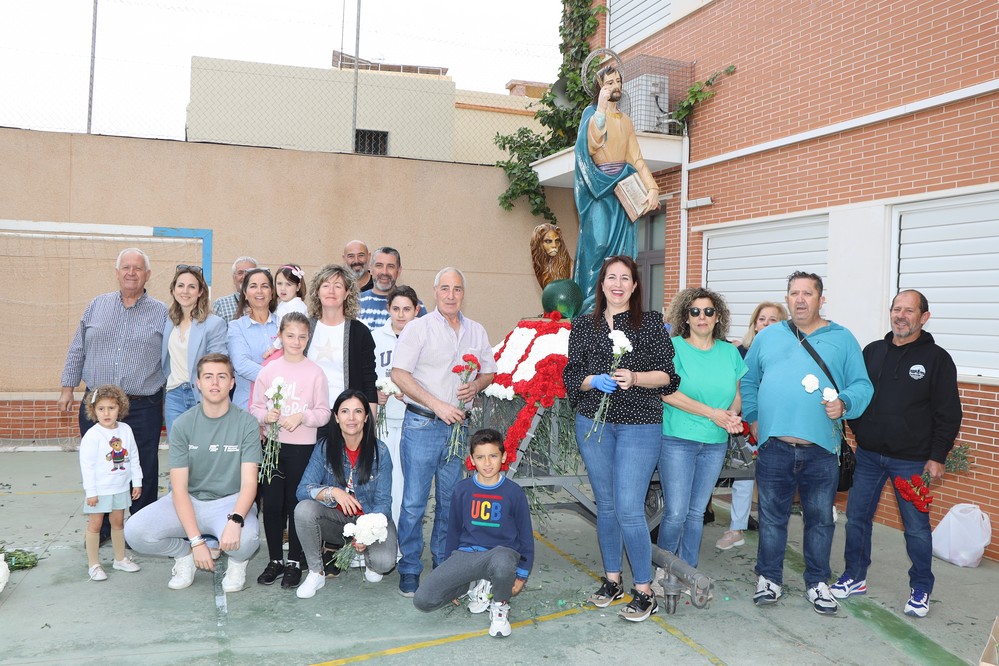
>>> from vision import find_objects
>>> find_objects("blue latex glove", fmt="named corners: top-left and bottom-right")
top-left (590, 374), bottom-right (618, 394)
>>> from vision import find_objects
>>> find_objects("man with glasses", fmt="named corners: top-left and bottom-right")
top-left (832, 290), bottom-right (962, 618)
top-left (740, 271), bottom-right (873, 616)
top-left (58, 248), bottom-right (169, 522)
top-left (213, 256), bottom-right (258, 322)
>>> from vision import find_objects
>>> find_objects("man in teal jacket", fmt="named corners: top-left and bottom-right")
top-left (741, 271), bottom-right (873, 616)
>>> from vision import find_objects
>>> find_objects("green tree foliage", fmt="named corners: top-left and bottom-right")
top-left (494, 0), bottom-right (605, 223)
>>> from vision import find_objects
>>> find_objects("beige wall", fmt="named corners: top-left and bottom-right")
top-left (0, 127), bottom-right (578, 393)
top-left (187, 57), bottom-right (542, 165)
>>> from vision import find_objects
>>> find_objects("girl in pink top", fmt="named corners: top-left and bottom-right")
top-left (250, 312), bottom-right (331, 589)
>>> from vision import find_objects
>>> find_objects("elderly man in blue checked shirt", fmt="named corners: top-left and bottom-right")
top-left (59, 248), bottom-right (168, 519)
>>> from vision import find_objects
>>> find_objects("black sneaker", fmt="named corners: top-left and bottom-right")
top-left (747, 515), bottom-right (759, 531)
top-left (281, 562), bottom-right (303, 589)
top-left (618, 589), bottom-right (658, 622)
top-left (256, 560), bottom-right (285, 585)
top-left (587, 577), bottom-right (624, 608)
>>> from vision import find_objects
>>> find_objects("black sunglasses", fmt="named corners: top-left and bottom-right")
top-left (176, 264), bottom-right (203, 274)
top-left (688, 307), bottom-right (716, 318)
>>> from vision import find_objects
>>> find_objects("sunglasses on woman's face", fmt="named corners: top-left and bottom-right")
top-left (688, 307), bottom-right (716, 318)
top-left (176, 264), bottom-right (203, 274)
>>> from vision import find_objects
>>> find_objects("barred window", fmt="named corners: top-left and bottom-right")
top-left (354, 129), bottom-right (388, 156)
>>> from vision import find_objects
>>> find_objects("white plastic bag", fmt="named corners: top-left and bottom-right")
top-left (932, 503), bottom-right (992, 568)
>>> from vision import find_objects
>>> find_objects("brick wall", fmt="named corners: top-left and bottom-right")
top-left (618, 0), bottom-right (999, 561)
top-left (0, 398), bottom-right (82, 446)
top-left (835, 381), bottom-right (999, 562)
top-left (624, 0), bottom-right (998, 162)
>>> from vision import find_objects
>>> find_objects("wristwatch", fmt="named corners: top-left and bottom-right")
top-left (227, 512), bottom-right (245, 526)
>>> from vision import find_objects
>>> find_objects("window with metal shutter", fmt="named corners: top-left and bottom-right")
top-left (702, 216), bottom-right (829, 331)
top-left (896, 192), bottom-right (999, 378)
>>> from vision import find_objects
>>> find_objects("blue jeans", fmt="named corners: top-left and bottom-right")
top-left (164, 384), bottom-right (197, 439)
top-left (79, 387), bottom-right (163, 515)
top-left (843, 446), bottom-right (934, 592)
top-left (397, 411), bottom-right (465, 576)
top-left (755, 438), bottom-right (839, 586)
top-left (575, 414), bottom-right (661, 585)
top-left (657, 436), bottom-right (727, 567)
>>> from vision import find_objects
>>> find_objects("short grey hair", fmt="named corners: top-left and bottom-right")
top-left (371, 246), bottom-right (401, 267)
top-left (231, 256), bottom-right (258, 273)
top-left (434, 267), bottom-right (466, 288)
top-left (115, 248), bottom-right (150, 271)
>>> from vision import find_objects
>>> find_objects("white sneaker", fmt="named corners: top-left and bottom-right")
top-left (221, 559), bottom-right (248, 593)
top-left (88, 564), bottom-right (108, 581)
top-left (297, 571), bottom-right (326, 599)
top-left (805, 581), bottom-right (839, 615)
top-left (753, 575), bottom-right (782, 606)
top-left (364, 567), bottom-right (383, 583)
top-left (488, 600), bottom-right (512, 637)
top-left (467, 579), bottom-right (492, 614)
top-left (112, 558), bottom-right (141, 573)
top-left (350, 553), bottom-right (364, 569)
top-left (167, 554), bottom-right (196, 589)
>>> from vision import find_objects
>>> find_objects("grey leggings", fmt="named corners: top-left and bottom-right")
top-left (294, 500), bottom-right (398, 575)
top-left (413, 546), bottom-right (520, 611)
top-left (123, 492), bottom-right (260, 562)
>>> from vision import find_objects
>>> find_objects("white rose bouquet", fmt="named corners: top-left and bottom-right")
top-left (587, 330), bottom-right (634, 441)
top-left (332, 512), bottom-right (390, 570)
top-left (375, 377), bottom-right (402, 439)
top-left (259, 376), bottom-right (287, 483)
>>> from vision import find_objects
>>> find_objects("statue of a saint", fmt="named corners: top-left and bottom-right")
top-left (572, 65), bottom-right (660, 312)
top-left (530, 223), bottom-right (572, 289)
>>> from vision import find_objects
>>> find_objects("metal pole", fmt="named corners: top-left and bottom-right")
top-left (86, 0), bottom-right (99, 134)
top-left (351, 0), bottom-right (360, 150)
top-left (338, 0), bottom-right (345, 68)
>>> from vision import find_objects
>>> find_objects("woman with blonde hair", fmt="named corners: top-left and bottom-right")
top-left (162, 265), bottom-right (227, 436)
top-left (304, 263), bottom-right (377, 409)
top-left (715, 300), bottom-right (788, 551)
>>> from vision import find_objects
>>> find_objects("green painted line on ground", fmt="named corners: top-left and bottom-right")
top-left (719, 505), bottom-right (965, 665)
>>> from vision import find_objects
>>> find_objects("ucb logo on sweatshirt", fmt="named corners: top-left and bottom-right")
top-left (470, 493), bottom-right (502, 527)
top-left (909, 364), bottom-right (926, 380)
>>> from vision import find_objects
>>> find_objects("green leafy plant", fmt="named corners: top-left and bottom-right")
top-left (494, 0), bottom-right (605, 222)
top-left (673, 64), bottom-right (737, 129)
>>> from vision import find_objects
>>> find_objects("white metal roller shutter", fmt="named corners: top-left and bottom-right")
top-left (609, 0), bottom-right (672, 52)
top-left (703, 217), bottom-right (829, 333)
top-left (897, 192), bottom-right (999, 377)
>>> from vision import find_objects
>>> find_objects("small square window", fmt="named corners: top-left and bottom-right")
top-left (354, 129), bottom-right (388, 155)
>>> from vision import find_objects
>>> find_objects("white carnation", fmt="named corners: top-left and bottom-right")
top-left (264, 387), bottom-right (276, 399)
top-left (351, 513), bottom-right (390, 546)
top-left (822, 387), bottom-right (839, 402)
top-left (608, 329), bottom-right (633, 356)
top-left (376, 377), bottom-right (401, 396)
top-left (801, 374), bottom-right (820, 393)
top-left (271, 377), bottom-right (285, 389)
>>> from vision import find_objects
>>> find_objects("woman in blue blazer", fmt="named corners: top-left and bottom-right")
top-left (162, 265), bottom-right (228, 437)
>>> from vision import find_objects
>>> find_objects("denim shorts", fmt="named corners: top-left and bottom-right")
top-left (83, 490), bottom-right (131, 514)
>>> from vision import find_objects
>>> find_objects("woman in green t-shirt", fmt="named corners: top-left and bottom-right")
top-left (657, 288), bottom-right (748, 568)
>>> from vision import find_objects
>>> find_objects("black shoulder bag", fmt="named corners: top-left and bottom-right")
top-left (788, 323), bottom-right (856, 492)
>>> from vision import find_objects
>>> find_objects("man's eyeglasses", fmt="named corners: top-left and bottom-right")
top-left (176, 264), bottom-right (203, 274)
top-left (688, 307), bottom-right (716, 318)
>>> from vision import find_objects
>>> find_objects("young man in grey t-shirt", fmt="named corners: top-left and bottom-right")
top-left (125, 354), bottom-right (261, 592)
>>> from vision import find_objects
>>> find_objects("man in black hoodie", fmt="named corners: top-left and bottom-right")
top-left (830, 290), bottom-right (962, 618)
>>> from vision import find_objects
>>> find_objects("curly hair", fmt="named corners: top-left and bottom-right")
top-left (84, 384), bottom-right (130, 422)
top-left (665, 287), bottom-right (731, 340)
top-left (307, 263), bottom-right (359, 320)
top-left (529, 223), bottom-right (572, 289)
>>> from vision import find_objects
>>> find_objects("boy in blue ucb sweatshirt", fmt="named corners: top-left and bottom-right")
top-left (413, 428), bottom-right (534, 638)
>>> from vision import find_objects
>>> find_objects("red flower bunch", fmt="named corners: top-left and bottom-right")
top-left (545, 311), bottom-right (562, 321)
top-left (453, 354), bottom-right (480, 376)
top-left (894, 474), bottom-right (933, 513)
top-left (447, 354), bottom-right (481, 460)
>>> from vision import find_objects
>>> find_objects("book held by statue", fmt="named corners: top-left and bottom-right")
top-left (614, 173), bottom-right (648, 222)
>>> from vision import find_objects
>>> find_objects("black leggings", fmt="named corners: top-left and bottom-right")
top-left (262, 443), bottom-right (315, 562)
